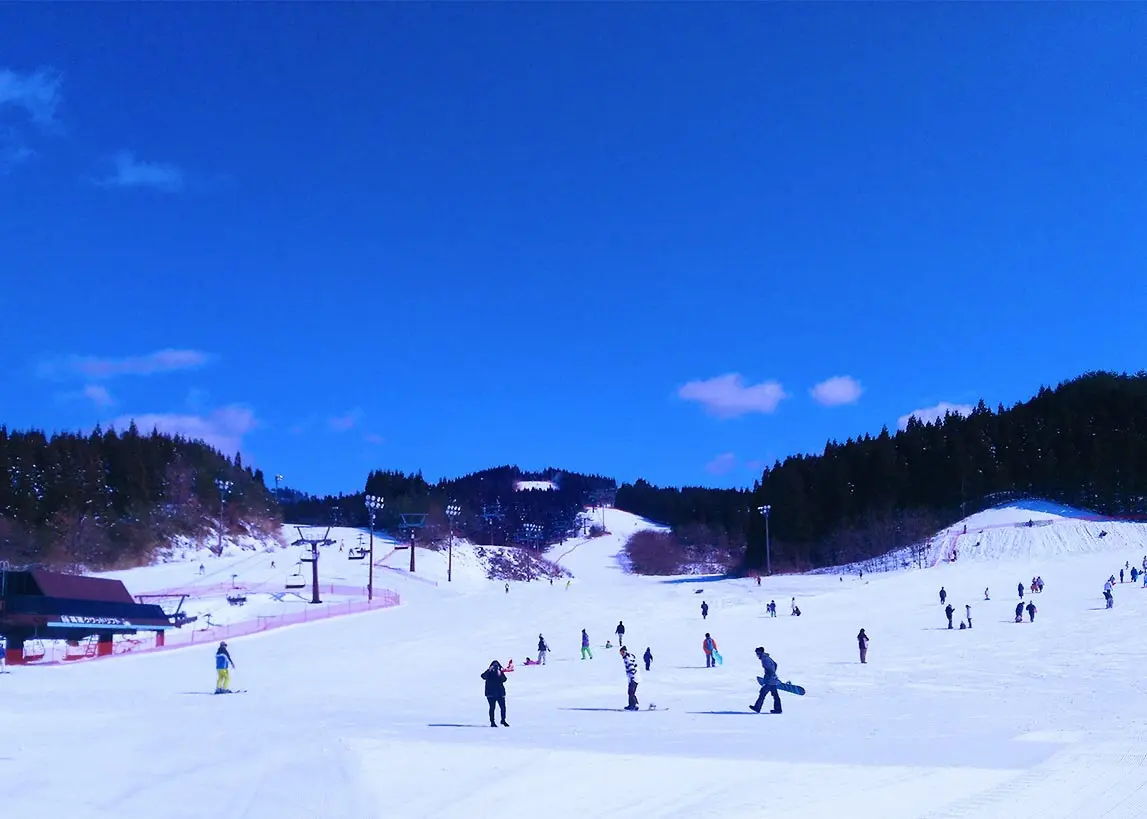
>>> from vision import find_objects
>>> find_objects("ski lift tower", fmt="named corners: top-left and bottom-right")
top-left (399, 513), bottom-right (427, 572)
top-left (291, 525), bottom-right (334, 604)
top-left (588, 487), bottom-right (616, 532)
top-left (481, 501), bottom-right (505, 546)
top-left (522, 523), bottom-right (544, 550)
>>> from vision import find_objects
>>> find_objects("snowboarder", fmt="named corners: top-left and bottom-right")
top-left (643, 646), bottom-right (652, 671)
top-left (1133, 567), bottom-right (1139, 584)
top-left (481, 660), bottom-right (509, 727)
top-left (857, 628), bottom-right (869, 663)
top-left (701, 601), bottom-right (709, 620)
top-left (939, 587), bottom-right (947, 605)
top-left (1018, 582), bottom-right (1024, 599)
top-left (1104, 588), bottom-right (1114, 609)
top-left (768, 600), bottom-right (777, 617)
top-left (791, 597), bottom-right (797, 615)
top-left (945, 603), bottom-right (954, 629)
top-left (581, 629), bottom-right (593, 660)
top-left (536, 634), bottom-right (550, 665)
top-left (1015, 602), bottom-right (1024, 623)
top-left (1026, 601), bottom-right (1036, 622)
top-left (984, 587), bottom-right (990, 601)
top-left (615, 621), bottom-right (625, 645)
top-left (504, 583), bottom-right (509, 594)
top-left (620, 646), bottom-right (640, 710)
top-left (199, 564), bottom-right (205, 576)
top-left (703, 633), bottom-right (719, 668)
top-left (215, 641), bottom-right (234, 693)
top-left (750, 647), bottom-right (782, 714)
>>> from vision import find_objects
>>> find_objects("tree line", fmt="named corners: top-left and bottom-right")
top-left (616, 372), bottom-right (1147, 572)
top-left (0, 424), bottom-right (281, 570)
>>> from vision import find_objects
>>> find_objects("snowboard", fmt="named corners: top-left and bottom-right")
top-left (758, 677), bottom-right (805, 696)
top-left (213, 689), bottom-right (247, 695)
top-left (712, 650), bottom-right (723, 665)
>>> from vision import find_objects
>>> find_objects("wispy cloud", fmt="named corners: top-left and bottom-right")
top-left (113, 405), bottom-right (257, 456)
top-left (897, 401), bottom-right (974, 430)
top-left (38, 349), bottom-right (210, 381)
top-left (364, 433), bottom-right (384, 445)
top-left (0, 66), bottom-right (61, 128)
top-left (678, 373), bottom-right (788, 418)
top-left (95, 150), bottom-right (185, 192)
top-left (810, 375), bottom-right (863, 407)
top-left (329, 409), bottom-right (364, 432)
top-left (83, 384), bottom-right (115, 409)
top-left (705, 452), bottom-right (738, 475)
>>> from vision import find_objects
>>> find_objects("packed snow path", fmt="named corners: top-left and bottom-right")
top-left (4, 508), bottom-right (1147, 817)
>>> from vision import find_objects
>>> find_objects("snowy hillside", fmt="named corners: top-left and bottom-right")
top-left (7, 505), bottom-right (1147, 817)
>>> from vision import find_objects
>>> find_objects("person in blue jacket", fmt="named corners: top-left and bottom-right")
top-left (750, 646), bottom-right (782, 714)
top-left (215, 641), bottom-right (235, 693)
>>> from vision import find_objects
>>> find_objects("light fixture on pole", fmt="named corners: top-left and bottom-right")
top-left (214, 479), bottom-right (234, 556)
top-left (365, 494), bottom-right (385, 602)
top-left (757, 504), bottom-right (772, 576)
top-left (446, 502), bottom-right (462, 583)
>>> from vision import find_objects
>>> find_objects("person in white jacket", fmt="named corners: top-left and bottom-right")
top-left (620, 646), bottom-right (640, 711)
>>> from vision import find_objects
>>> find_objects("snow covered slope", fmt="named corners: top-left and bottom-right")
top-left (6, 506), bottom-right (1147, 817)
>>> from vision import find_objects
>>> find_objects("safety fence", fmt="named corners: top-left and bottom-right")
top-left (147, 580), bottom-right (374, 598)
top-left (21, 589), bottom-right (401, 665)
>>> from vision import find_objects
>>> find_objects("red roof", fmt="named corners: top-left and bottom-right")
top-left (28, 570), bottom-right (135, 604)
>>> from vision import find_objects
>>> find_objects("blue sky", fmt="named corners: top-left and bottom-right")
top-left (3, 4), bottom-right (1146, 496)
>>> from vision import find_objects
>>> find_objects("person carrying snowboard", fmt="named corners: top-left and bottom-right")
top-left (581, 629), bottom-right (593, 660)
top-left (620, 646), bottom-right (640, 711)
top-left (537, 634), bottom-right (550, 665)
top-left (615, 621), bottom-right (625, 646)
top-left (945, 603), bottom-right (954, 629)
top-left (215, 641), bottom-right (235, 693)
top-left (643, 646), bottom-right (653, 671)
top-left (857, 628), bottom-right (869, 663)
top-left (701, 601), bottom-right (709, 620)
top-left (703, 633), bottom-right (719, 668)
top-left (481, 660), bottom-right (509, 727)
top-left (750, 647), bottom-right (782, 714)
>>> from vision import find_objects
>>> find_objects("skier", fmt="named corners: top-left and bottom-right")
top-left (750, 647), bottom-right (782, 714)
top-left (703, 633), bottom-right (719, 668)
top-left (701, 601), bottom-right (709, 620)
top-left (215, 641), bottom-right (235, 693)
top-left (1026, 601), bottom-right (1036, 622)
top-left (481, 660), bottom-right (509, 727)
top-left (615, 621), bottom-right (626, 646)
top-left (939, 587), bottom-right (947, 605)
top-left (857, 628), bottom-right (869, 664)
top-left (1018, 582), bottom-right (1024, 599)
top-left (944, 603), bottom-right (954, 629)
top-left (643, 646), bottom-right (652, 671)
top-left (965, 604), bottom-right (972, 628)
top-left (1015, 602), bottom-right (1024, 623)
top-left (536, 634), bottom-right (550, 665)
top-left (581, 629), bottom-right (593, 660)
top-left (620, 646), bottom-right (640, 710)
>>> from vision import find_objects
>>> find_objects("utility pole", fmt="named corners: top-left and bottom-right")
top-left (758, 505), bottom-right (772, 576)
top-left (214, 479), bottom-right (233, 556)
top-left (446, 502), bottom-right (462, 583)
top-left (365, 495), bottom-right (384, 602)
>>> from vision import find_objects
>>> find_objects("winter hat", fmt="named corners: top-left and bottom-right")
top-left (755, 646), bottom-right (765, 655)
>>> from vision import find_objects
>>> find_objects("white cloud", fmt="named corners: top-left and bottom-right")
top-left (810, 375), bottom-right (863, 407)
top-left (39, 348), bottom-right (209, 380)
top-left (96, 150), bottom-right (185, 192)
top-left (897, 401), bottom-right (974, 430)
top-left (705, 452), bottom-right (738, 475)
top-left (113, 405), bottom-right (257, 456)
top-left (678, 373), bottom-right (789, 418)
top-left (83, 384), bottom-right (114, 408)
top-left (329, 409), bottom-right (364, 432)
top-left (0, 66), bottom-right (61, 127)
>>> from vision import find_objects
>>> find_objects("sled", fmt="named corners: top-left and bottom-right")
top-left (758, 677), bottom-right (805, 696)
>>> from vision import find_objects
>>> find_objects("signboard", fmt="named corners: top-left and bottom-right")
top-left (56, 615), bottom-right (132, 627)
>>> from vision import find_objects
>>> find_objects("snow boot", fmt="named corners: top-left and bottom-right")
top-left (500, 719), bottom-right (509, 727)
top-left (749, 704), bottom-right (762, 713)
top-left (770, 708), bottom-right (782, 714)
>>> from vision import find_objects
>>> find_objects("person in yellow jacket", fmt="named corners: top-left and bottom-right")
top-left (215, 642), bottom-right (235, 693)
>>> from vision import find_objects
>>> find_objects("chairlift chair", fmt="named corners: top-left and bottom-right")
top-left (286, 564), bottom-right (306, 590)
top-left (300, 548), bottom-right (316, 563)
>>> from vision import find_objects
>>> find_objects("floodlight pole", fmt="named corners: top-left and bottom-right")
top-left (214, 478), bottom-right (233, 556)
top-left (446, 502), bottom-right (461, 583)
top-left (758, 505), bottom-right (772, 576)
top-left (365, 495), bottom-right (385, 602)
top-left (409, 528), bottom-right (416, 573)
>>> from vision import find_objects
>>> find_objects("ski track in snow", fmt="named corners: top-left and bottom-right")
top-left (5, 505), bottom-right (1147, 817)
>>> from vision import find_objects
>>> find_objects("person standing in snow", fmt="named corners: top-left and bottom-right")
top-left (703, 633), bottom-right (719, 668)
top-left (537, 634), bottom-right (550, 665)
top-left (939, 587), bottom-right (947, 605)
top-left (984, 587), bottom-right (990, 601)
top-left (481, 660), bottom-right (509, 727)
top-left (615, 621), bottom-right (626, 646)
top-left (944, 604), bottom-right (954, 629)
top-left (1015, 602), bottom-right (1024, 623)
top-left (643, 646), bottom-right (652, 671)
top-left (1104, 587), bottom-right (1114, 609)
top-left (965, 604), bottom-right (972, 628)
top-left (1018, 582), bottom-right (1024, 599)
top-left (790, 597), bottom-right (797, 615)
top-left (701, 601), bottom-right (709, 620)
top-left (1026, 601), bottom-right (1036, 622)
top-left (750, 647), bottom-right (782, 714)
top-left (581, 629), bottom-right (593, 660)
top-left (215, 641), bottom-right (235, 693)
top-left (1120, 568), bottom-right (1125, 584)
top-left (857, 629), bottom-right (869, 663)
top-left (504, 583), bottom-right (509, 594)
top-left (620, 646), bottom-right (640, 711)
top-left (768, 600), bottom-right (777, 617)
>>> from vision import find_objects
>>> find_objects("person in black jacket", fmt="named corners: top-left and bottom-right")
top-left (481, 660), bottom-right (509, 727)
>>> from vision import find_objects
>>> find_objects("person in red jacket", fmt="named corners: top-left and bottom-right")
top-left (703, 633), bottom-right (719, 668)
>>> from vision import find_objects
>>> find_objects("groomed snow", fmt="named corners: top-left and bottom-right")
top-left (6, 507), bottom-right (1147, 817)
